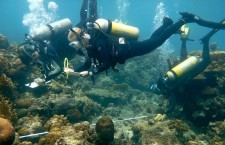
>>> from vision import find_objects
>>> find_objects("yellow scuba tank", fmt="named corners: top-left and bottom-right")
top-left (94, 18), bottom-right (139, 40)
top-left (166, 56), bottom-right (200, 82)
top-left (30, 18), bottom-right (72, 40)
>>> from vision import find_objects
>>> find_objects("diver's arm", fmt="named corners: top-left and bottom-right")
top-left (45, 60), bottom-right (62, 82)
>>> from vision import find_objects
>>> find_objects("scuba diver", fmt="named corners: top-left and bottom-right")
top-left (18, 18), bottom-right (76, 88)
top-left (68, 0), bottom-right (98, 74)
top-left (65, 12), bottom-right (225, 79)
top-left (18, 0), bottom-right (98, 87)
top-left (151, 20), bottom-right (224, 113)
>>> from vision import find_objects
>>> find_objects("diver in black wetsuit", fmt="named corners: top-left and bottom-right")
top-left (66, 12), bottom-right (225, 77)
top-left (18, 37), bottom-right (68, 84)
top-left (18, 0), bottom-right (96, 86)
top-left (151, 23), bottom-right (222, 113)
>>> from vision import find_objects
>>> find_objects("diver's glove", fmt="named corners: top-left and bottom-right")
top-left (34, 77), bottom-right (45, 85)
top-left (34, 74), bottom-right (46, 85)
top-left (79, 71), bottom-right (93, 77)
top-left (179, 12), bottom-right (201, 23)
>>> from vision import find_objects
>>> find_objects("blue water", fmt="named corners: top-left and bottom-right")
top-left (0, 0), bottom-right (225, 52)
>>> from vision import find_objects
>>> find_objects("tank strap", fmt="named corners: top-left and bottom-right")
top-left (106, 20), bottom-right (112, 34)
top-left (46, 24), bottom-right (55, 37)
top-left (169, 69), bottom-right (179, 80)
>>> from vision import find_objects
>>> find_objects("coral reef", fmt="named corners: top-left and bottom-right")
top-left (131, 119), bottom-right (196, 145)
top-left (16, 115), bottom-right (45, 136)
top-left (0, 117), bottom-right (15, 145)
top-left (38, 115), bottom-right (96, 145)
top-left (1, 33), bottom-right (225, 145)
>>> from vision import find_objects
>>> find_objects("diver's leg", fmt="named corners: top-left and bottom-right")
top-left (201, 29), bottom-right (218, 61)
top-left (150, 17), bottom-right (173, 39)
top-left (89, 0), bottom-right (98, 22)
top-left (180, 39), bottom-right (187, 61)
top-left (126, 19), bottom-right (185, 59)
top-left (180, 12), bottom-right (225, 29)
top-left (190, 29), bottom-right (219, 78)
top-left (198, 19), bottom-right (225, 29)
top-left (80, 0), bottom-right (89, 22)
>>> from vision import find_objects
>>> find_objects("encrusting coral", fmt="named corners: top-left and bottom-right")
top-left (0, 117), bottom-right (15, 145)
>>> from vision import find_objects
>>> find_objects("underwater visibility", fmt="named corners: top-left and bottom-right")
top-left (0, 0), bottom-right (225, 144)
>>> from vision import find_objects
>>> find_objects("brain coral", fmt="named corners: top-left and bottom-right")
top-left (0, 117), bottom-right (15, 145)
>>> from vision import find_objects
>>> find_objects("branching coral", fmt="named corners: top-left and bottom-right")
top-left (0, 96), bottom-right (17, 122)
